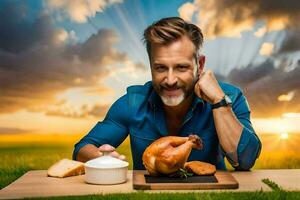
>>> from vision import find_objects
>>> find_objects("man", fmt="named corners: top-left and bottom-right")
top-left (73, 17), bottom-right (261, 170)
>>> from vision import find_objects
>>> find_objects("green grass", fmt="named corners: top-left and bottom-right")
top-left (262, 179), bottom-right (282, 191)
top-left (23, 191), bottom-right (300, 200)
top-left (1, 133), bottom-right (300, 199)
top-left (0, 143), bottom-right (72, 189)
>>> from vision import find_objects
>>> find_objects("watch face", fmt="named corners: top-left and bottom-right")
top-left (225, 95), bottom-right (232, 104)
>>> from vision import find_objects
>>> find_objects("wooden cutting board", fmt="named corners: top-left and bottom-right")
top-left (133, 170), bottom-right (238, 190)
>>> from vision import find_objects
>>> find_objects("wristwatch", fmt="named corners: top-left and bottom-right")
top-left (211, 94), bottom-right (232, 109)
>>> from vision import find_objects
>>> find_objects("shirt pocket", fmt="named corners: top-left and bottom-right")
top-left (130, 129), bottom-right (160, 141)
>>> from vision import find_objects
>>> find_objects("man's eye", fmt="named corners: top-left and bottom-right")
top-left (177, 65), bottom-right (188, 71)
top-left (155, 66), bottom-right (166, 71)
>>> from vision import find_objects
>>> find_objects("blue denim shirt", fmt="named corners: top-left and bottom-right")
top-left (73, 81), bottom-right (261, 170)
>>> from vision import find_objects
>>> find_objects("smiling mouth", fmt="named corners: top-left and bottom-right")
top-left (162, 88), bottom-right (181, 96)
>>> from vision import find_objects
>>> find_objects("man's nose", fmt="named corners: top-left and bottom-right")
top-left (166, 70), bottom-right (177, 86)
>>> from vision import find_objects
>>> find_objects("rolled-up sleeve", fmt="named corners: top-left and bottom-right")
top-left (229, 91), bottom-right (262, 170)
top-left (72, 95), bottom-right (130, 160)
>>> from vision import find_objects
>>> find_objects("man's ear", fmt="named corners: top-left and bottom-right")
top-left (197, 55), bottom-right (205, 75)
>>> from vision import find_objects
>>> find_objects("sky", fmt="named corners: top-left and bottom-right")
top-left (0, 0), bottom-right (300, 135)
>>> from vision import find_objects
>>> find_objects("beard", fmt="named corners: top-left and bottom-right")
top-left (161, 91), bottom-right (185, 106)
top-left (153, 77), bottom-right (198, 107)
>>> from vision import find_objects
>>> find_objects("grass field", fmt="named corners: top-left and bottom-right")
top-left (20, 191), bottom-right (300, 200)
top-left (1, 133), bottom-right (300, 199)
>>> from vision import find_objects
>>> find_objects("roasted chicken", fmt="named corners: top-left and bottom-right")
top-left (142, 135), bottom-right (203, 176)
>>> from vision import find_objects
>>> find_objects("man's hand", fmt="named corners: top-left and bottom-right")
top-left (194, 70), bottom-right (225, 104)
top-left (98, 144), bottom-right (126, 161)
top-left (76, 144), bottom-right (126, 162)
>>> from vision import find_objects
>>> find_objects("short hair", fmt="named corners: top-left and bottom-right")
top-left (143, 17), bottom-right (204, 59)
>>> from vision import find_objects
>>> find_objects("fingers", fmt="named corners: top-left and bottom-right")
top-left (194, 81), bottom-right (202, 99)
top-left (98, 144), bottom-right (126, 161)
top-left (195, 69), bottom-right (219, 103)
top-left (119, 155), bottom-right (127, 161)
top-left (110, 151), bottom-right (127, 161)
top-left (201, 91), bottom-right (210, 102)
top-left (109, 151), bottom-right (120, 158)
top-left (200, 70), bottom-right (205, 76)
top-left (195, 70), bottom-right (206, 98)
top-left (98, 144), bottom-right (115, 152)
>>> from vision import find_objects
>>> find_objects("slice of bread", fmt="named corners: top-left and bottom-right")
top-left (47, 159), bottom-right (85, 178)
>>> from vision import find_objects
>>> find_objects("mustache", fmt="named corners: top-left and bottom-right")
top-left (160, 83), bottom-right (182, 90)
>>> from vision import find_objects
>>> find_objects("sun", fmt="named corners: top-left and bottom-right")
top-left (280, 132), bottom-right (289, 140)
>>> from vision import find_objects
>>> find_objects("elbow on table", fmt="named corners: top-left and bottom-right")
top-left (235, 133), bottom-right (262, 171)
top-left (235, 159), bottom-right (256, 171)
top-left (236, 146), bottom-right (262, 171)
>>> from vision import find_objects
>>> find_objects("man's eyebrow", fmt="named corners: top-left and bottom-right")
top-left (175, 63), bottom-right (191, 66)
top-left (173, 62), bottom-right (193, 67)
top-left (153, 61), bottom-right (192, 65)
top-left (153, 62), bottom-right (165, 66)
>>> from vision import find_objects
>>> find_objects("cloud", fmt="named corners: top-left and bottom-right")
top-left (45, 103), bottom-right (110, 118)
top-left (107, 59), bottom-right (147, 82)
top-left (0, 127), bottom-right (33, 134)
top-left (227, 59), bottom-right (300, 117)
top-left (0, 1), bottom-right (141, 115)
top-left (282, 112), bottom-right (300, 118)
top-left (259, 42), bottom-right (275, 56)
top-left (0, 5), bottom-right (58, 53)
top-left (254, 26), bottom-right (267, 37)
top-left (177, 2), bottom-right (196, 22)
top-left (278, 28), bottom-right (300, 54)
top-left (47, 0), bottom-right (123, 23)
top-left (65, 29), bottom-right (127, 65)
top-left (81, 85), bottom-right (115, 96)
top-left (179, 0), bottom-right (300, 38)
top-left (278, 91), bottom-right (295, 102)
top-left (86, 104), bottom-right (110, 117)
top-left (27, 85), bottom-right (115, 119)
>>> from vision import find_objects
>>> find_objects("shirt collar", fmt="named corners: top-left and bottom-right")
top-left (148, 88), bottom-right (161, 109)
top-left (190, 94), bottom-right (204, 111)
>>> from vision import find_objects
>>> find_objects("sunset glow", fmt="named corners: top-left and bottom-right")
top-left (0, 0), bottom-right (299, 136)
top-left (252, 114), bottom-right (300, 135)
top-left (280, 132), bottom-right (289, 140)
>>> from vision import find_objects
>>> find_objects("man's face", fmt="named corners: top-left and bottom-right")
top-left (150, 35), bottom-right (201, 107)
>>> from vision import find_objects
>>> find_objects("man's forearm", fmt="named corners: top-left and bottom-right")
top-left (212, 106), bottom-right (243, 154)
top-left (76, 144), bottom-right (102, 163)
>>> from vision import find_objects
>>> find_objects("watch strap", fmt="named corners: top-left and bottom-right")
top-left (211, 98), bottom-right (227, 109)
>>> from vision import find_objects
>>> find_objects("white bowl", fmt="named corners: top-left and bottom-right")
top-left (84, 154), bottom-right (129, 185)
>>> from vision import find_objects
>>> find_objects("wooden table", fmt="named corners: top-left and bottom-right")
top-left (0, 169), bottom-right (299, 199)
